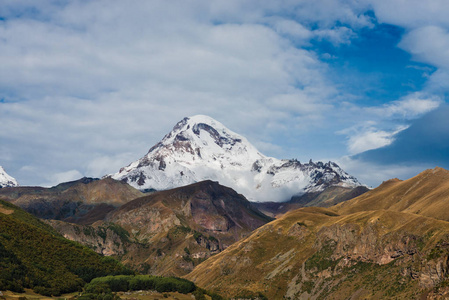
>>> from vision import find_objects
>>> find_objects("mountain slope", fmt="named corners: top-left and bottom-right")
top-left (49, 180), bottom-right (272, 277)
top-left (185, 168), bottom-right (449, 299)
top-left (111, 115), bottom-right (362, 202)
top-left (0, 199), bottom-right (131, 296)
top-left (334, 167), bottom-right (449, 222)
top-left (0, 177), bottom-right (143, 224)
top-left (0, 166), bottom-right (18, 188)
top-left (108, 180), bottom-right (272, 246)
top-left (186, 206), bottom-right (449, 299)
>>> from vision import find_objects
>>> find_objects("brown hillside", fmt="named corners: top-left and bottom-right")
top-left (334, 167), bottom-right (449, 221)
top-left (109, 180), bottom-right (272, 247)
top-left (186, 206), bottom-right (449, 299)
top-left (50, 180), bottom-right (272, 277)
top-left (185, 168), bottom-right (449, 299)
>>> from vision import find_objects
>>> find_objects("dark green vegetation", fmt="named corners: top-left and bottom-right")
top-left (0, 199), bottom-right (132, 296)
top-left (78, 275), bottom-right (224, 300)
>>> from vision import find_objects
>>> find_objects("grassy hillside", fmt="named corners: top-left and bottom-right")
top-left (0, 199), bottom-right (132, 296)
top-left (334, 167), bottom-right (449, 221)
top-left (185, 167), bottom-right (449, 298)
top-left (186, 206), bottom-right (449, 299)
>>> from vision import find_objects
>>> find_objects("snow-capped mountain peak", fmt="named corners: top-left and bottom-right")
top-left (111, 115), bottom-right (362, 202)
top-left (146, 115), bottom-right (264, 164)
top-left (0, 166), bottom-right (18, 188)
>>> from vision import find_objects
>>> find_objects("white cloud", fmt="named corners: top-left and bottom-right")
top-left (2, 0), bottom-right (448, 188)
top-left (271, 19), bottom-right (313, 42)
top-left (345, 125), bottom-right (407, 154)
top-left (368, 0), bottom-right (449, 29)
top-left (399, 26), bottom-right (449, 69)
top-left (368, 2), bottom-right (449, 96)
top-left (368, 93), bottom-right (442, 119)
top-left (314, 27), bottom-right (356, 45)
top-left (337, 92), bottom-right (441, 156)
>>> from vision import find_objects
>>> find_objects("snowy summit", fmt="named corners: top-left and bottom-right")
top-left (111, 115), bottom-right (362, 202)
top-left (0, 166), bottom-right (18, 188)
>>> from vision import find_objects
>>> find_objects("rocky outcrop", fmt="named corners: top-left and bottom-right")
top-left (46, 220), bottom-right (128, 256)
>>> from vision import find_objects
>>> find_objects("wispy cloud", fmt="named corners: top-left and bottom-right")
top-left (343, 124), bottom-right (408, 154)
top-left (368, 93), bottom-right (442, 119)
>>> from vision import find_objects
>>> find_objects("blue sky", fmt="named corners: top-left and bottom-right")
top-left (0, 0), bottom-right (448, 187)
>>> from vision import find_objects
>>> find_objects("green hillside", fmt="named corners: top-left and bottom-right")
top-left (0, 199), bottom-right (132, 296)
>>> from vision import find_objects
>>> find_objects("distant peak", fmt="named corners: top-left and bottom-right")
top-left (0, 166), bottom-right (18, 188)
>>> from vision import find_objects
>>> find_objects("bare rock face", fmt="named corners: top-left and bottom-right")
top-left (46, 220), bottom-right (127, 256)
top-left (314, 222), bottom-right (421, 265)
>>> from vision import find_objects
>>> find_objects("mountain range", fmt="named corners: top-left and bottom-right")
top-left (111, 115), bottom-right (363, 203)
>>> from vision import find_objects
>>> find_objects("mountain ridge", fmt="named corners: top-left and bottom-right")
top-left (333, 166), bottom-right (449, 222)
top-left (49, 180), bottom-right (272, 277)
top-left (0, 177), bottom-right (144, 224)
